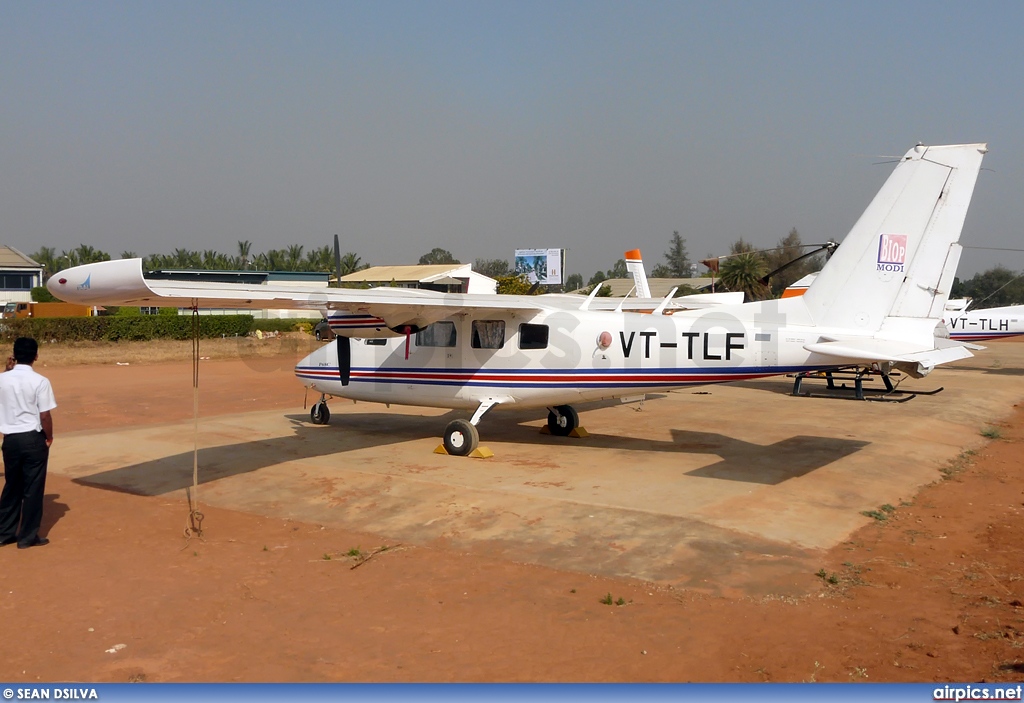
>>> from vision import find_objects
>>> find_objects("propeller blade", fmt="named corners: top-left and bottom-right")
top-left (333, 234), bottom-right (342, 286)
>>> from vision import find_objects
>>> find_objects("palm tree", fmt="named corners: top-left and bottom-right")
top-left (266, 249), bottom-right (286, 271)
top-left (719, 252), bottom-right (771, 301)
top-left (237, 240), bottom-right (252, 270)
top-left (31, 247), bottom-right (58, 280)
top-left (338, 252), bottom-right (365, 276)
top-left (303, 245), bottom-right (332, 272)
top-left (172, 248), bottom-right (200, 268)
top-left (59, 249), bottom-right (80, 268)
top-left (202, 249), bottom-right (226, 269)
top-left (285, 244), bottom-right (304, 271)
top-left (84, 245), bottom-right (110, 262)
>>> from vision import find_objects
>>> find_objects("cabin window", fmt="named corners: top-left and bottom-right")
top-left (471, 320), bottom-right (505, 349)
top-left (364, 338), bottom-right (386, 346)
top-left (416, 321), bottom-right (457, 348)
top-left (518, 323), bottom-right (549, 350)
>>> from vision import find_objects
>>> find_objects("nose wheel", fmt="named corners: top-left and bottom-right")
top-left (310, 397), bottom-right (331, 425)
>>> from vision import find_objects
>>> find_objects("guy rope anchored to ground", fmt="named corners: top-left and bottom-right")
top-left (184, 300), bottom-right (204, 542)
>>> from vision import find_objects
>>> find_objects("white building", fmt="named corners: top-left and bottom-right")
top-left (0, 247), bottom-right (44, 305)
top-left (339, 264), bottom-right (498, 295)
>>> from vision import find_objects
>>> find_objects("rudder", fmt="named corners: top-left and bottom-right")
top-left (802, 144), bottom-right (987, 330)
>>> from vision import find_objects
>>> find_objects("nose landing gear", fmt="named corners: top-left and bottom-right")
top-left (310, 394), bottom-right (331, 425)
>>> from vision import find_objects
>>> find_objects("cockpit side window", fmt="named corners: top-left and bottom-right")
top-left (518, 323), bottom-right (549, 350)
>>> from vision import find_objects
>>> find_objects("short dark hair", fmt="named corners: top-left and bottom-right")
top-left (13, 337), bottom-right (38, 364)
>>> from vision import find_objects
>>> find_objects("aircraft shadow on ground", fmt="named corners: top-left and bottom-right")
top-left (727, 379), bottom-right (800, 395)
top-left (501, 413), bottom-right (869, 485)
top-left (73, 404), bottom-right (868, 495)
top-left (73, 411), bottom-right (461, 496)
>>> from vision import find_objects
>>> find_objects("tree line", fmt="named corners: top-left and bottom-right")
top-left (28, 230), bottom-right (822, 300)
top-left (29, 242), bottom-right (370, 279)
top-left (952, 267), bottom-right (1024, 307)
top-left (35, 235), bottom-right (1019, 304)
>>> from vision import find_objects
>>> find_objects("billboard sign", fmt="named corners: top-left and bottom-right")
top-left (514, 248), bottom-right (563, 285)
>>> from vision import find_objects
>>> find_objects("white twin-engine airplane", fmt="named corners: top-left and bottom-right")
top-left (49, 143), bottom-right (987, 456)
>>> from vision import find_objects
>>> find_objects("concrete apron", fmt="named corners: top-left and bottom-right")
top-left (51, 342), bottom-right (1024, 598)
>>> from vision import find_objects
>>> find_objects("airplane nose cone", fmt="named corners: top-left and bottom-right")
top-left (41, 258), bottom-right (148, 305)
top-left (47, 271), bottom-right (73, 300)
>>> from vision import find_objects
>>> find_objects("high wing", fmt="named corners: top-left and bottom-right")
top-left (49, 258), bottom-right (745, 331)
top-left (50, 258), bottom-right (557, 332)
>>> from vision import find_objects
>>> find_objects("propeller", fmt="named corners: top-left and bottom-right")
top-left (333, 234), bottom-right (342, 287)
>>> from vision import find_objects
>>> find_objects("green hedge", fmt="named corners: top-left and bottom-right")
top-left (0, 315), bottom-right (254, 342)
top-left (251, 318), bottom-right (314, 333)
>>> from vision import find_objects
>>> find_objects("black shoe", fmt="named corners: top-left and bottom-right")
top-left (17, 538), bottom-right (48, 549)
top-left (0, 537), bottom-right (16, 546)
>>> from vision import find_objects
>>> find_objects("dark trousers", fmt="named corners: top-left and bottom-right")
top-left (0, 431), bottom-right (49, 545)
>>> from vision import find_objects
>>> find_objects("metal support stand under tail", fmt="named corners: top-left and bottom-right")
top-left (789, 367), bottom-right (943, 403)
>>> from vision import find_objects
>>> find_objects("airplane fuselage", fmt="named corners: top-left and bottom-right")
top-left (296, 305), bottom-right (844, 411)
top-left (943, 305), bottom-right (1024, 342)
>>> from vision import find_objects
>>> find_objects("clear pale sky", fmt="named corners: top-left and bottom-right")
top-left (2, 1), bottom-right (1021, 280)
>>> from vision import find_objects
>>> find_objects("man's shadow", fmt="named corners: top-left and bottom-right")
top-left (40, 494), bottom-right (70, 535)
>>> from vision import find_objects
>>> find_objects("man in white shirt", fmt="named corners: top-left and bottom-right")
top-left (0, 337), bottom-right (57, 549)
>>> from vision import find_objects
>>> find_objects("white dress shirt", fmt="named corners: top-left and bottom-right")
top-left (0, 364), bottom-right (57, 435)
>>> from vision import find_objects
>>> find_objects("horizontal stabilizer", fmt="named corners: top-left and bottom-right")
top-left (934, 336), bottom-right (985, 352)
top-left (804, 339), bottom-right (972, 365)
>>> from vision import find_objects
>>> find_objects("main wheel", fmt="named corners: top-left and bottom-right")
top-left (547, 405), bottom-right (579, 436)
top-left (443, 419), bottom-right (479, 456)
top-left (315, 329), bottom-right (324, 341)
top-left (310, 401), bottom-right (331, 425)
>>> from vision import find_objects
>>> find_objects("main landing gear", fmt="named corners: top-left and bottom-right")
top-left (442, 419), bottom-right (479, 456)
top-left (546, 405), bottom-right (579, 436)
top-left (306, 395), bottom-right (586, 458)
top-left (439, 402), bottom-right (585, 457)
top-left (439, 399), bottom-right (501, 458)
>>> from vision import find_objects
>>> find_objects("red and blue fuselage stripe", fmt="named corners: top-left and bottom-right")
top-left (329, 315), bottom-right (386, 330)
top-left (295, 364), bottom-right (816, 389)
top-left (948, 331), bottom-right (1024, 341)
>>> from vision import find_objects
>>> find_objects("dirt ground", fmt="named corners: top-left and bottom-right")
top-left (1, 336), bottom-right (1023, 682)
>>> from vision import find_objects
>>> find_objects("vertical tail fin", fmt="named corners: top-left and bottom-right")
top-left (802, 144), bottom-right (987, 330)
top-left (624, 249), bottom-right (651, 298)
